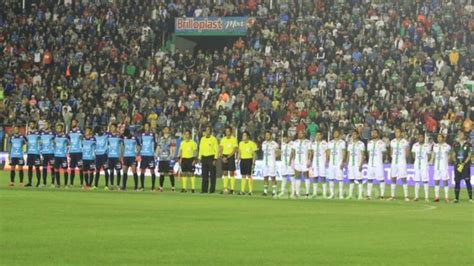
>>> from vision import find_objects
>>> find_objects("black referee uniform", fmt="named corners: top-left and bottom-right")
top-left (453, 140), bottom-right (472, 202)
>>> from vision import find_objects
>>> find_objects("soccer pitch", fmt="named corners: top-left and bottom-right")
top-left (0, 173), bottom-right (473, 265)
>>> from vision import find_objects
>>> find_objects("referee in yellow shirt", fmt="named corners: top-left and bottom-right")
top-left (220, 126), bottom-right (238, 194)
top-left (178, 129), bottom-right (198, 193)
top-left (238, 131), bottom-right (258, 196)
top-left (198, 126), bottom-right (219, 193)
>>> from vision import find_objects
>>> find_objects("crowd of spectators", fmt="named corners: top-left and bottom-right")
top-left (0, 0), bottom-right (473, 151)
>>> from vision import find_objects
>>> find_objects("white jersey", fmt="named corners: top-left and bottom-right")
top-left (433, 143), bottom-right (451, 171)
top-left (367, 139), bottom-right (386, 167)
top-left (280, 141), bottom-right (293, 167)
top-left (311, 140), bottom-right (328, 168)
top-left (347, 140), bottom-right (365, 168)
top-left (390, 138), bottom-right (409, 165)
top-left (262, 140), bottom-right (279, 167)
top-left (292, 139), bottom-right (312, 165)
top-left (327, 139), bottom-right (346, 167)
top-left (411, 142), bottom-right (432, 170)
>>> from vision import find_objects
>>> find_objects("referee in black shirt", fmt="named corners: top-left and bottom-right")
top-left (453, 131), bottom-right (472, 203)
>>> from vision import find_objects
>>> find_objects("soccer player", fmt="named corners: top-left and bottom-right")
top-left (81, 127), bottom-right (96, 189)
top-left (25, 121), bottom-right (42, 187)
top-left (157, 126), bottom-right (176, 192)
top-left (8, 125), bottom-right (27, 186)
top-left (326, 129), bottom-right (347, 199)
top-left (432, 134), bottom-right (451, 203)
top-left (53, 124), bottom-right (70, 187)
top-left (106, 123), bottom-right (123, 190)
top-left (178, 129), bottom-right (198, 193)
top-left (261, 130), bottom-right (279, 197)
top-left (68, 119), bottom-right (84, 187)
top-left (453, 131), bottom-right (472, 203)
top-left (122, 128), bottom-right (139, 191)
top-left (139, 122), bottom-right (157, 191)
top-left (238, 131), bottom-right (257, 195)
top-left (290, 130), bottom-right (312, 198)
top-left (310, 131), bottom-right (328, 198)
top-left (389, 128), bottom-right (410, 201)
top-left (198, 126), bottom-right (218, 193)
top-left (367, 129), bottom-right (387, 199)
top-left (93, 126), bottom-right (109, 189)
top-left (219, 126), bottom-right (238, 194)
top-left (411, 132), bottom-right (432, 202)
top-left (40, 121), bottom-right (55, 187)
top-left (278, 134), bottom-right (294, 198)
top-left (347, 130), bottom-right (365, 200)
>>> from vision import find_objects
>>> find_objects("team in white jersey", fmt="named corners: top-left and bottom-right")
top-left (367, 129), bottom-right (387, 199)
top-left (278, 134), bottom-right (295, 197)
top-left (347, 130), bottom-right (365, 200)
top-left (326, 129), bottom-right (347, 199)
top-left (290, 131), bottom-right (312, 198)
top-left (310, 132), bottom-right (328, 198)
top-left (261, 131), bottom-right (279, 197)
top-left (389, 128), bottom-right (410, 201)
top-left (411, 133), bottom-right (432, 201)
top-left (431, 134), bottom-right (451, 202)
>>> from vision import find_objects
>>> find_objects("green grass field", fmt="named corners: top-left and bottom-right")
top-left (1, 172), bottom-right (473, 265)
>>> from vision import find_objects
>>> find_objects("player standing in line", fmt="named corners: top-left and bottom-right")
top-left (8, 125), bottom-right (27, 187)
top-left (106, 123), bottom-right (124, 190)
top-left (219, 126), bottom-right (238, 194)
top-left (139, 122), bottom-right (157, 191)
top-left (238, 131), bottom-right (258, 195)
top-left (178, 129), bottom-right (198, 193)
top-left (310, 131), bottom-right (328, 198)
top-left (157, 126), bottom-right (176, 192)
top-left (81, 127), bottom-right (96, 189)
top-left (261, 131), bottom-right (279, 197)
top-left (326, 129), bottom-right (347, 199)
top-left (278, 134), bottom-right (295, 198)
top-left (453, 131), bottom-right (472, 203)
top-left (347, 130), bottom-right (365, 200)
top-left (389, 128), bottom-right (410, 201)
top-left (40, 121), bottom-right (56, 187)
top-left (366, 129), bottom-right (387, 199)
top-left (290, 130), bottom-right (312, 198)
top-left (68, 119), bottom-right (84, 187)
top-left (25, 121), bottom-right (42, 187)
top-left (122, 128), bottom-right (140, 191)
top-left (93, 126), bottom-right (109, 189)
top-left (431, 134), bottom-right (451, 203)
top-left (53, 124), bottom-right (70, 187)
top-left (411, 132), bottom-right (432, 202)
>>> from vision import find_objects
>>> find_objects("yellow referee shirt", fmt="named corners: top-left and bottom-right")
top-left (198, 135), bottom-right (219, 159)
top-left (180, 140), bottom-right (197, 159)
top-left (220, 136), bottom-right (238, 156)
top-left (239, 141), bottom-right (258, 159)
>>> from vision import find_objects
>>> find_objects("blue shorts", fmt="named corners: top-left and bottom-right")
top-left (27, 154), bottom-right (41, 166)
top-left (107, 157), bottom-right (122, 170)
top-left (140, 156), bottom-right (156, 169)
top-left (82, 160), bottom-right (96, 171)
top-left (123, 157), bottom-right (137, 167)
top-left (69, 153), bottom-right (83, 168)
top-left (95, 154), bottom-right (108, 170)
top-left (10, 157), bottom-right (25, 166)
top-left (54, 157), bottom-right (68, 169)
top-left (42, 154), bottom-right (54, 166)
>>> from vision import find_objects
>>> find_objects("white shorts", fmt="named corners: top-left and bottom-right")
top-left (367, 165), bottom-right (384, 181)
top-left (327, 165), bottom-right (343, 180)
top-left (391, 164), bottom-right (407, 178)
top-left (311, 164), bottom-right (326, 178)
top-left (413, 167), bottom-right (429, 182)
top-left (262, 164), bottom-right (276, 177)
top-left (348, 165), bottom-right (362, 180)
top-left (433, 168), bottom-right (449, 181)
top-left (293, 162), bottom-right (309, 173)
top-left (280, 165), bottom-right (295, 177)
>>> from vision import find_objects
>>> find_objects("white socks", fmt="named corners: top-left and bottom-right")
top-left (322, 183), bottom-right (327, 198)
top-left (435, 185), bottom-right (440, 198)
top-left (280, 177), bottom-right (287, 194)
top-left (358, 182), bottom-right (363, 199)
top-left (305, 179), bottom-right (310, 195)
top-left (329, 181), bottom-right (335, 197)
top-left (423, 183), bottom-right (429, 199)
top-left (380, 182), bottom-right (385, 197)
top-left (338, 182), bottom-right (344, 199)
top-left (443, 184), bottom-right (449, 199)
top-left (391, 183), bottom-right (396, 198)
top-left (295, 179), bottom-right (302, 196)
top-left (403, 183), bottom-right (408, 198)
top-left (367, 182), bottom-right (373, 198)
top-left (348, 183), bottom-right (354, 198)
top-left (313, 183), bottom-right (318, 196)
top-left (415, 183), bottom-right (420, 199)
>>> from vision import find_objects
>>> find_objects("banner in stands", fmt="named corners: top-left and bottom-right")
top-left (174, 17), bottom-right (252, 36)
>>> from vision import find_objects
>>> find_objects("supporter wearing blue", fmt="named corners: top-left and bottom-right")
top-left (106, 123), bottom-right (123, 190)
top-left (53, 124), bottom-right (70, 187)
top-left (68, 119), bottom-right (84, 186)
top-left (25, 121), bottom-right (42, 187)
top-left (93, 126), bottom-right (109, 189)
top-left (122, 128), bottom-right (140, 191)
top-left (8, 125), bottom-right (27, 186)
top-left (139, 122), bottom-right (157, 191)
top-left (81, 127), bottom-right (96, 189)
top-left (40, 121), bottom-right (56, 187)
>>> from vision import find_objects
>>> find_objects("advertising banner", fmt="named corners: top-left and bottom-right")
top-left (175, 17), bottom-right (252, 36)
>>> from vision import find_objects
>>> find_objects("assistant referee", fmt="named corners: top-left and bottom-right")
top-left (220, 126), bottom-right (238, 194)
top-left (453, 131), bottom-right (472, 203)
top-left (179, 129), bottom-right (198, 193)
top-left (198, 126), bottom-right (219, 193)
